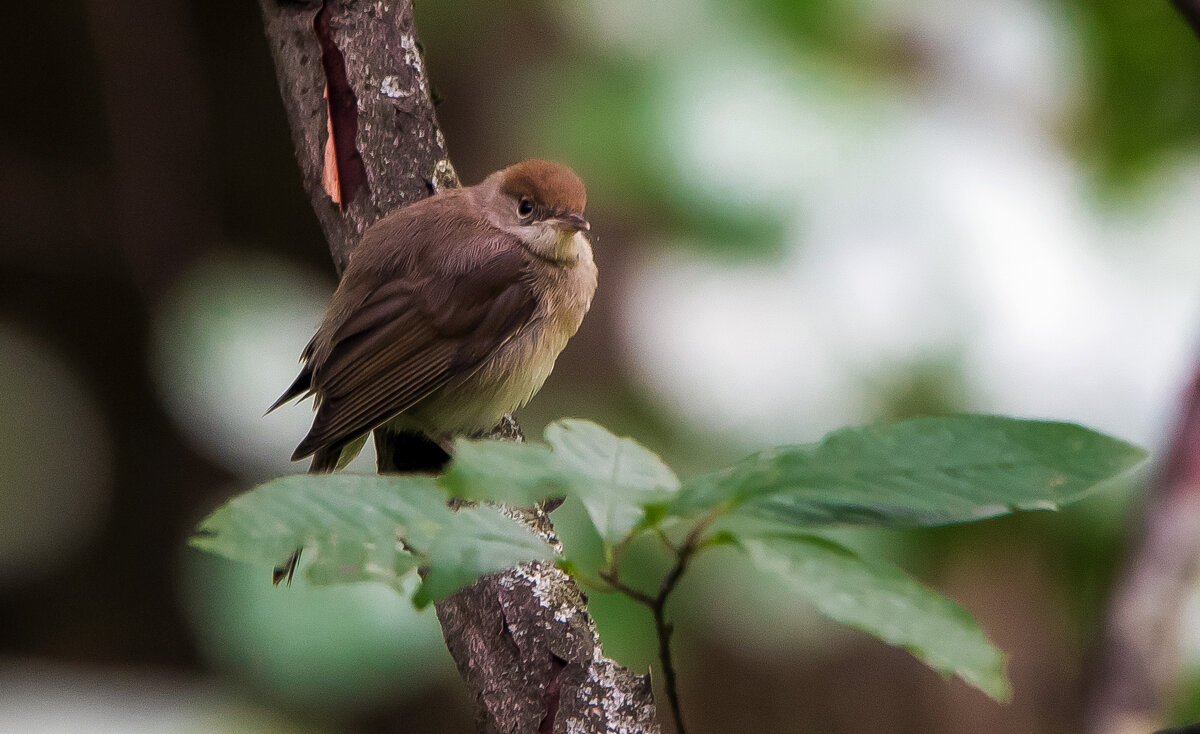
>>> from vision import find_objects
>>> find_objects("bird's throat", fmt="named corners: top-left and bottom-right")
top-left (522, 228), bottom-right (585, 265)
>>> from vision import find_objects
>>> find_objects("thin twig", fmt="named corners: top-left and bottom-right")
top-left (652, 601), bottom-right (684, 733)
top-left (598, 567), bottom-right (656, 608)
top-left (653, 526), bottom-right (681, 553)
top-left (602, 514), bottom-right (721, 734)
top-left (652, 545), bottom-right (694, 733)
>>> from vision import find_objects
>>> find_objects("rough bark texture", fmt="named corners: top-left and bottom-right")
top-left (437, 562), bottom-right (658, 734)
top-left (256, 2), bottom-right (658, 731)
top-left (258, 0), bottom-right (458, 275)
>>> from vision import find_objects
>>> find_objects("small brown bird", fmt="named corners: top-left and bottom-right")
top-left (272, 159), bottom-right (597, 474)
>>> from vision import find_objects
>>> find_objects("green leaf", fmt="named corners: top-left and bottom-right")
top-left (414, 507), bottom-right (556, 606)
top-left (674, 416), bottom-right (1146, 528)
top-left (551, 496), bottom-right (609, 586)
top-left (191, 474), bottom-right (447, 588)
top-left (544, 419), bottom-right (680, 541)
top-left (743, 534), bottom-right (1010, 701)
top-left (441, 439), bottom-right (562, 505)
top-left (444, 420), bottom-right (680, 543)
top-left (191, 473), bottom-right (551, 598)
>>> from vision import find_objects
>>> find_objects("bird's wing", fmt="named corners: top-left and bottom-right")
top-left (290, 245), bottom-right (537, 460)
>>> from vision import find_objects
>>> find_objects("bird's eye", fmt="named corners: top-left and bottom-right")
top-left (517, 198), bottom-right (534, 217)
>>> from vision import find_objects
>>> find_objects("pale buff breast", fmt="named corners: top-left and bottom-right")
top-left (396, 233), bottom-right (597, 437)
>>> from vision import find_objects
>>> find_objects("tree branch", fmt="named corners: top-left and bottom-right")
top-left (438, 561), bottom-right (657, 734)
top-left (1172, 0), bottom-right (1200, 38)
top-left (257, 0), bottom-right (456, 275)
top-left (1086, 363), bottom-right (1200, 733)
top-left (256, 1), bottom-right (658, 730)
top-left (1084, 9), bottom-right (1200, 731)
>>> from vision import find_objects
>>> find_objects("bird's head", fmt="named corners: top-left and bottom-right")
top-left (483, 159), bottom-right (590, 264)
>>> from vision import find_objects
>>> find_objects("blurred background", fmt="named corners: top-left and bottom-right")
top-left (4, 0), bottom-right (1200, 731)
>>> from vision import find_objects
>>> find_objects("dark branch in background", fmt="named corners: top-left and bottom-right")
top-left (1084, 10), bottom-right (1200, 732)
top-left (256, 1), bottom-right (658, 731)
top-left (84, 0), bottom-right (218, 297)
top-left (1173, 0), bottom-right (1200, 37)
top-left (1086, 363), bottom-right (1200, 734)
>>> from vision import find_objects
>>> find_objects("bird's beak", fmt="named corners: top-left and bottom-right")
top-left (552, 213), bottom-right (590, 232)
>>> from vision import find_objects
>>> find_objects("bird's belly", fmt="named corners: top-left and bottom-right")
top-left (393, 246), bottom-right (595, 440)
top-left (400, 318), bottom-right (574, 437)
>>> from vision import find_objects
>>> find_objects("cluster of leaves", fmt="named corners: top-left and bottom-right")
top-left (192, 415), bottom-right (1145, 702)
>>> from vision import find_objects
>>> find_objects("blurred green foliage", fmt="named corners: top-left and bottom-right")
top-left (184, 552), bottom-right (456, 715)
top-left (1063, 0), bottom-right (1200, 185)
